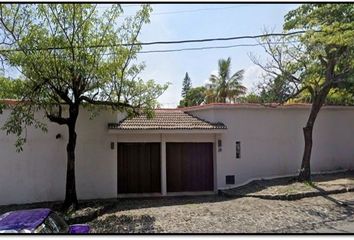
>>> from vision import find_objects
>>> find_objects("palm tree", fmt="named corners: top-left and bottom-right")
top-left (207, 57), bottom-right (247, 103)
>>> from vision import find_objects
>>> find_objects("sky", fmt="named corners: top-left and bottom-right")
top-left (3, 3), bottom-right (300, 108)
top-left (119, 3), bottom-right (299, 107)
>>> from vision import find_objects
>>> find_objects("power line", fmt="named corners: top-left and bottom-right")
top-left (137, 31), bottom-right (307, 46)
top-left (138, 41), bottom-right (299, 54)
top-left (0, 31), bottom-right (307, 53)
top-left (23, 40), bottom-right (296, 57)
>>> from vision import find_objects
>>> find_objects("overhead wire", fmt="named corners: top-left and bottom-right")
top-left (0, 31), bottom-right (306, 53)
top-left (137, 41), bottom-right (299, 54)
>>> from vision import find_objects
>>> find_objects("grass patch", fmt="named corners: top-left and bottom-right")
top-left (303, 180), bottom-right (316, 188)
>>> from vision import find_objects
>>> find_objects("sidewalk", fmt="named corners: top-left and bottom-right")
top-left (220, 171), bottom-right (354, 201)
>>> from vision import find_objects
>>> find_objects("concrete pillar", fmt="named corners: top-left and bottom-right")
top-left (161, 135), bottom-right (167, 196)
top-left (213, 133), bottom-right (219, 193)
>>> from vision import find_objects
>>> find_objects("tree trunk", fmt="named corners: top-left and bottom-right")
top-left (63, 105), bottom-right (79, 210)
top-left (298, 55), bottom-right (337, 182)
top-left (298, 124), bottom-right (313, 181)
top-left (298, 87), bottom-right (332, 182)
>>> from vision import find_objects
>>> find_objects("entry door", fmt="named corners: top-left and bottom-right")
top-left (166, 142), bottom-right (214, 192)
top-left (118, 143), bottom-right (161, 194)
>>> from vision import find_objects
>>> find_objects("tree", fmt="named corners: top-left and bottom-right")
top-left (181, 72), bottom-right (192, 98)
top-left (0, 77), bottom-right (25, 113)
top-left (257, 75), bottom-right (296, 104)
top-left (292, 87), bottom-right (354, 106)
top-left (251, 4), bottom-right (354, 181)
top-left (207, 57), bottom-right (247, 103)
top-left (178, 86), bottom-right (206, 107)
top-left (238, 93), bottom-right (262, 104)
top-left (0, 77), bottom-right (24, 99)
top-left (0, 4), bottom-right (168, 209)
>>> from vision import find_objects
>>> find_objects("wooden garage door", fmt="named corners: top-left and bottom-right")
top-left (118, 143), bottom-right (161, 194)
top-left (166, 143), bottom-right (214, 192)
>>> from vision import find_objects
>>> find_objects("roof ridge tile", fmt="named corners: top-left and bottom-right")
top-left (108, 110), bottom-right (227, 130)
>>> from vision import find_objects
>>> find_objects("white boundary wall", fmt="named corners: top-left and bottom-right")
top-left (187, 105), bottom-right (354, 189)
top-left (0, 108), bottom-right (118, 205)
top-left (0, 105), bottom-right (354, 205)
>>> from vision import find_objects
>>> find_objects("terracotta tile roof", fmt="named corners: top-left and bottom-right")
top-left (108, 109), bottom-right (227, 130)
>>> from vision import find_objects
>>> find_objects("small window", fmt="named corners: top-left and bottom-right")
top-left (226, 175), bottom-right (235, 185)
top-left (236, 141), bottom-right (241, 158)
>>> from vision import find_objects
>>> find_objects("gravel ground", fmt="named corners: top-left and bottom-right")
top-left (1, 193), bottom-right (354, 233)
top-left (72, 192), bottom-right (354, 233)
top-left (1, 171), bottom-right (354, 233)
top-left (223, 171), bottom-right (354, 197)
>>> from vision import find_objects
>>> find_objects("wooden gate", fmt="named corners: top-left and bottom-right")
top-left (118, 143), bottom-right (161, 194)
top-left (166, 143), bottom-right (213, 192)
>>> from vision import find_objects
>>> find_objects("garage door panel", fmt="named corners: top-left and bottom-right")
top-left (148, 143), bottom-right (160, 193)
top-left (118, 143), bottom-right (161, 194)
top-left (166, 143), bottom-right (213, 192)
top-left (166, 143), bottom-right (181, 192)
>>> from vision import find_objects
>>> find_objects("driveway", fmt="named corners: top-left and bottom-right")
top-left (69, 192), bottom-right (354, 233)
top-left (1, 191), bottom-right (353, 233)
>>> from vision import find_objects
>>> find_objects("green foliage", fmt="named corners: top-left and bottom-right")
top-left (179, 86), bottom-right (206, 107)
top-left (293, 88), bottom-right (354, 106)
top-left (259, 75), bottom-right (296, 103)
top-left (253, 4), bottom-right (354, 105)
top-left (303, 180), bottom-right (316, 188)
top-left (178, 57), bottom-right (246, 106)
top-left (206, 57), bottom-right (247, 103)
top-left (0, 4), bottom-right (168, 149)
top-left (0, 77), bottom-right (25, 99)
top-left (284, 4), bottom-right (354, 47)
top-left (181, 72), bottom-right (192, 98)
top-left (1, 105), bottom-right (48, 152)
top-left (0, 77), bottom-right (25, 114)
top-left (252, 4), bottom-right (354, 180)
top-left (238, 93), bottom-right (262, 104)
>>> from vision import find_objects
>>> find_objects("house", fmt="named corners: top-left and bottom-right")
top-left (0, 103), bottom-right (354, 205)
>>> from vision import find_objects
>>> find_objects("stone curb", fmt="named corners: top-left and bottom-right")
top-left (219, 187), bottom-right (354, 201)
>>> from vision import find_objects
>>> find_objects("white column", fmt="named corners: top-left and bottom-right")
top-left (161, 135), bottom-right (167, 196)
top-left (213, 133), bottom-right (219, 193)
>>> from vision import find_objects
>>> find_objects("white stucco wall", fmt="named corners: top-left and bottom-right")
top-left (1, 104), bottom-right (354, 205)
top-left (0, 108), bottom-right (118, 205)
top-left (187, 105), bottom-right (354, 189)
top-left (0, 110), bottom-right (66, 205)
top-left (0, 107), bottom-right (217, 205)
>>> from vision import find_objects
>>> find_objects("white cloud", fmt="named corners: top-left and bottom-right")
top-left (204, 70), bottom-right (218, 85)
top-left (243, 65), bottom-right (265, 93)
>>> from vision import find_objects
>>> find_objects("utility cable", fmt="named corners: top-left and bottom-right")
top-left (0, 31), bottom-right (307, 53)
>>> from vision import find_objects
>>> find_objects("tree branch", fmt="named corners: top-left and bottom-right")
top-left (46, 113), bottom-right (69, 125)
top-left (79, 95), bottom-right (134, 109)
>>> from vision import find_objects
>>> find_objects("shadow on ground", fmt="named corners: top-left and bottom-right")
top-left (67, 195), bottom-right (230, 224)
top-left (89, 214), bottom-right (160, 233)
top-left (223, 170), bottom-right (354, 196)
top-left (1, 170), bottom-right (354, 232)
top-left (0, 195), bottom-right (232, 225)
